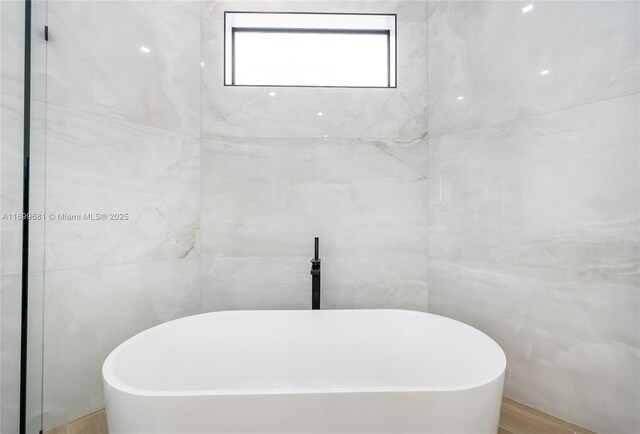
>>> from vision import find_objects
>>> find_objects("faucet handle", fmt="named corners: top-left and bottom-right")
top-left (314, 237), bottom-right (319, 260)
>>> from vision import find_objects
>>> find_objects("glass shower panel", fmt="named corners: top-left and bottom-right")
top-left (25, 2), bottom-right (48, 432)
top-left (0, 0), bottom-right (47, 433)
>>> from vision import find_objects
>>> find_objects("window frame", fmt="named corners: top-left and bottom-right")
top-left (223, 11), bottom-right (398, 89)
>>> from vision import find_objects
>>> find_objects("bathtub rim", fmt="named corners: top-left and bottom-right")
top-left (102, 309), bottom-right (507, 398)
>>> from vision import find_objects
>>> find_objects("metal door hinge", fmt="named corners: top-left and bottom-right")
top-left (44, 25), bottom-right (48, 41)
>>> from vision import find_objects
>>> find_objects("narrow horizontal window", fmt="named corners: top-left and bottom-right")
top-left (224, 12), bottom-right (397, 88)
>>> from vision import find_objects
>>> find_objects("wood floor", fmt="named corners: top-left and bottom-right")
top-left (46, 397), bottom-right (595, 434)
top-left (44, 409), bottom-right (108, 434)
top-left (499, 398), bottom-right (595, 434)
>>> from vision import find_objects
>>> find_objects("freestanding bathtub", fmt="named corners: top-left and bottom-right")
top-left (103, 309), bottom-right (506, 433)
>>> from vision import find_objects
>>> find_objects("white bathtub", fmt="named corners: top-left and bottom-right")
top-left (103, 309), bottom-right (506, 433)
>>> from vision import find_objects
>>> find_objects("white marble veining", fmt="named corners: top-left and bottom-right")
top-left (201, 255), bottom-right (427, 312)
top-left (428, 94), bottom-right (639, 433)
top-left (45, 104), bottom-right (200, 271)
top-left (321, 256), bottom-right (427, 311)
top-left (1, 94), bottom-right (25, 276)
top-left (200, 256), bottom-right (311, 311)
top-left (0, 0), bottom-right (25, 98)
top-left (429, 258), bottom-right (639, 433)
top-left (46, 1), bottom-right (201, 135)
top-left (428, 0), bottom-right (640, 137)
top-left (427, 2), bottom-right (640, 431)
top-left (316, 138), bottom-right (427, 257)
top-left (201, 14), bottom-right (427, 139)
top-left (201, 136), bottom-right (426, 258)
top-left (429, 94), bottom-right (639, 270)
top-left (42, 257), bottom-right (200, 430)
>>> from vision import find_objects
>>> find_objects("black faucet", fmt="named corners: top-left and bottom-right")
top-left (310, 237), bottom-right (321, 309)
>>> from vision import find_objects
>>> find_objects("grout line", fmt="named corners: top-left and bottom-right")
top-left (430, 289), bottom-right (634, 346)
top-left (198, 0), bottom-right (204, 315)
top-left (200, 254), bottom-right (429, 259)
top-left (41, 255), bottom-right (199, 274)
top-left (199, 134), bottom-right (429, 142)
top-left (0, 90), bottom-right (27, 100)
top-left (425, 4), bottom-right (431, 314)
top-left (40, 253), bottom-right (429, 275)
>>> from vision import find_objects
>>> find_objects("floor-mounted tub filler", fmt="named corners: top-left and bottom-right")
top-left (103, 310), bottom-right (506, 433)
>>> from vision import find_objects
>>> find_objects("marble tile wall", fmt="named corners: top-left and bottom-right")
top-left (44, 104), bottom-right (200, 271)
top-left (41, 103), bottom-right (201, 430)
top-left (428, 0), bottom-right (640, 138)
top-left (201, 1), bottom-right (428, 139)
top-left (43, 258), bottom-right (200, 428)
top-left (199, 0), bottom-right (429, 313)
top-left (201, 137), bottom-right (426, 258)
top-left (1, 95), bottom-right (24, 278)
top-left (34, 1), bottom-right (203, 430)
top-left (1, 0), bottom-right (24, 98)
top-left (46, 0), bottom-right (201, 135)
top-left (427, 2), bottom-right (639, 433)
top-left (202, 25), bottom-right (427, 138)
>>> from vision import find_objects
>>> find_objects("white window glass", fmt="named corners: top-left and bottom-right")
top-left (224, 12), bottom-right (397, 88)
